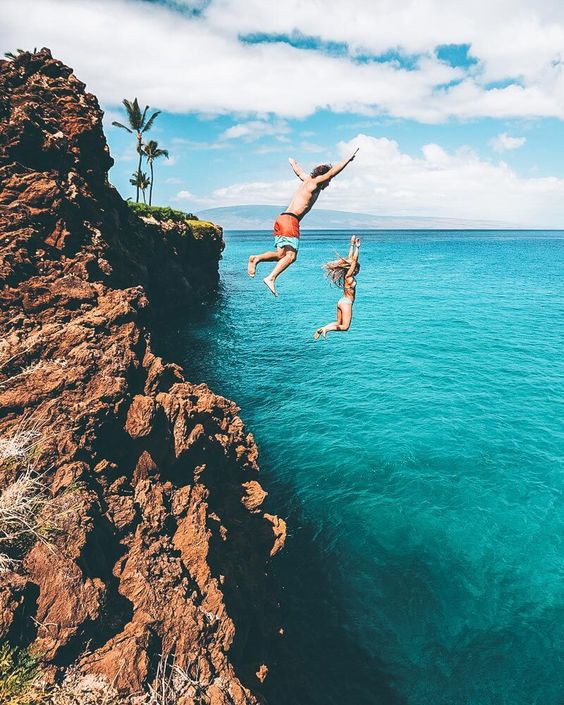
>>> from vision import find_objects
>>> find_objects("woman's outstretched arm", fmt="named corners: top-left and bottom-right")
top-left (345, 238), bottom-right (360, 277)
top-left (347, 234), bottom-right (355, 260)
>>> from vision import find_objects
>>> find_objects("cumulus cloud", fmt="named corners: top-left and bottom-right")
top-left (175, 190), bottom-right (197, 200)
top-left (489, 133), bottom-right (527, 152)
top-left (212, 179), bottom-right (297, 205)
top-left (209, 134), bottom-right (564, 226)
top-left (220, 120), bottom-right (290, 141)
top-left (3, 0), bottom-right (564, 121)
top-left (173, 189), bottom-right (215, 206)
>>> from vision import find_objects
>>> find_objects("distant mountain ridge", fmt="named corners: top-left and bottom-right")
top-left (197, 204), bottom-right (517, 230)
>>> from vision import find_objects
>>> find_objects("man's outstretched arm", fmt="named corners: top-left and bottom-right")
top-left (314, 148), bottom-right (359, 185)
top-left (288, 157), bottom-right (308, 181)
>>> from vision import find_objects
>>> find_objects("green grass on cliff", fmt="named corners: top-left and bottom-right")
top-left (127, 202), bottom-right (198, 223)
top-left (0, 643), bottom-right (43, 705)
top-left (185, 219), bottom-right (220, 240)
top-left (127, 202), bottom-right (220, 240)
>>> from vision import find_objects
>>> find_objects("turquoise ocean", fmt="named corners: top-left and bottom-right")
top-left (157, 230), bottom-right (564, 705)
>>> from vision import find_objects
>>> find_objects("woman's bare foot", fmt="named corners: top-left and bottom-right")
top-left (263, 276), bottom-right (278, 297)
top-left (247, 256), bottom-right (257, 277)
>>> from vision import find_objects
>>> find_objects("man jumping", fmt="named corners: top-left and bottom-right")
top-left (247, 148), bottom-right (359, 296)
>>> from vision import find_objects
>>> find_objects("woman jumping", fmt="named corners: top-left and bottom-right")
top-left (314, 235), bottom-right (361, 339)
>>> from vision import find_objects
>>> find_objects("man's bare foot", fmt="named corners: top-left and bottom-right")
top-left (314, 328), bottom-right (323, 340)
top-left (248, 256), bottom-right (257, 277)
top-left (263, 276), bottom-right (278, 297)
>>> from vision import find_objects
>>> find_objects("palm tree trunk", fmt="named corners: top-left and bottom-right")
top-left (149, 161), bottom-right (154, 206)
top-left (136, 133), bottom-right (143, 203)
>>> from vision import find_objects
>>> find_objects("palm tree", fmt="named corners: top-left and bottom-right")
top-left (4, 48), bottom-right (36, 60)
top-left (112, 98), bottom-right (161, 202)
top-left (130, 170), bottom-right (151, 204)
top-left (142, 140), bottom-right (169, 206)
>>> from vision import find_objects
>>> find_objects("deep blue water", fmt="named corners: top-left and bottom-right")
top-left (160, 230), bottom-right (564, 705)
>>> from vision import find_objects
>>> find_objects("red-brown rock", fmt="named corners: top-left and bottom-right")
top-left (0, 49), bottom-right (284, 703)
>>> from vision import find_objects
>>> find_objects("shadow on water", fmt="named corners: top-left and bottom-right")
top-left (152, 293), bottom-right (405, 705)
top-left (262, 503), bottom-right (406, 705)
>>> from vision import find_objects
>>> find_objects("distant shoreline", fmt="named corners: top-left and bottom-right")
top-left (196, 205), bottom-right (551, 230)
top-left (222, 228), bottom-right (564, 233)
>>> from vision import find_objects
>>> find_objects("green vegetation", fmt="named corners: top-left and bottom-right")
top-left (142, 140), bottom-right (169, 206)
top-left (0, 644), bottom-right (43, 705)
top-left (187, 219), bottom-right (219, 240)
top-left (112, 98), bottom-right (162, 203)
top-left (127, 202), bottom-right (197, 222)
top-left (0, 645), bottom-right (206, 704)
top-left (129, 170), bottom-right (151, 204)
top-left (3, 48), bottom-right (37, 60)
top-left (127, 203), bottom-right (220, 240)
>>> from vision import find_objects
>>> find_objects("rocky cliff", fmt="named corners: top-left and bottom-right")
top-left (0, 48), bottom-right (285, 703)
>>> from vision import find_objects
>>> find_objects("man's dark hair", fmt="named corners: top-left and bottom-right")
top-left (310, 163), bottom-right (332, 178)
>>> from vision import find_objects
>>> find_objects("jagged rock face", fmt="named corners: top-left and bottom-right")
top-left (0, 49), bottom-right (285, 702)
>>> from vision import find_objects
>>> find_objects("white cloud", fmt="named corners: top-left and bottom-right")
top-left (220, 119), bottom-right (290, 141)
top-left (3, 0), bottom-right (564, 121)
top-left (173, 189), bottom-right (214, 206)
top-left (212, 179), bottom-right (297, 205)
top-left (489, 132), bottom-right (527, 152)
top-left (208, 134), bottom-right (564, 226)
top-left (174, 189), bottom-right (198, 200)
top-left (204, 0), bottom-right (564, 83)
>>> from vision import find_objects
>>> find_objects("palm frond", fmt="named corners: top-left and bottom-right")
top-left (111, 121), bottom-right (133, 133)
top-left (142, 110), bottom-right (161, 133)
top-left (143, 139), bottom-right (158, 154)
top-left (4, 49), bottom-right (25, 60)
top-left (122, 98), bottom-right (135, 114)
top-left (129, 170), bottom-right (151, 188)
top-left (121, 98), bottom-right (144, 130)
top-left (143, 140), bottom-right (168, 158)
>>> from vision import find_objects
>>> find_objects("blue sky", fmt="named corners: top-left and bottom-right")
top-left (4, 0), bottom-right (564, 225)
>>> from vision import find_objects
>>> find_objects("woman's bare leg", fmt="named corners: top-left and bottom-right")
top-left (314, 303), bottom-right (352, 339)
top-left (337, 305), bottom-right (343, 327)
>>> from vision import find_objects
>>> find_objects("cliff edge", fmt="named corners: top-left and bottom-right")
top-left (0, 48), bottom-right (285, 703)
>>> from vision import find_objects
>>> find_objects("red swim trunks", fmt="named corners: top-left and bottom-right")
top-left (273, 212), bottom-right (300, 251)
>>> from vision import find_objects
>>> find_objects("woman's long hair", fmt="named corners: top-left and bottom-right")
top-left (323, 257), bottom-right (360, 288)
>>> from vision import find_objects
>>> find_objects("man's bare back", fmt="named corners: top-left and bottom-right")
top-left (247, 148), bottom-right (359, 296)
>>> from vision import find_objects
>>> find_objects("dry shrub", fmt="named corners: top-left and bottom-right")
top-left (48, 673), bottom-right (122, 705)
top-left (0, 415), bottom-right (48, 573)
